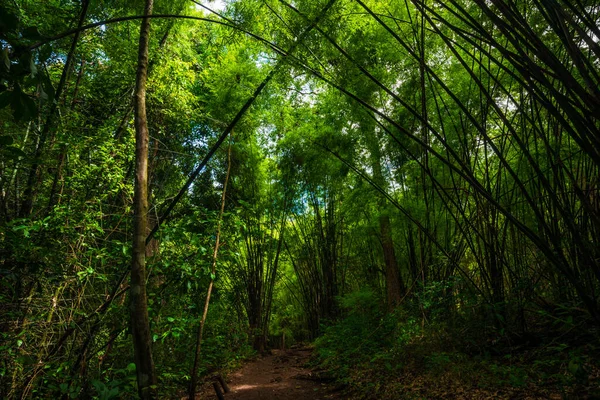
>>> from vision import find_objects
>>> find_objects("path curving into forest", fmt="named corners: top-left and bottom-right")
top-left (192, 347), bottom-right (342, 400)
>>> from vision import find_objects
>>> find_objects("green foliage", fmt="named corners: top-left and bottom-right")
top-left (315, 285), bottom-right (600, 398)
top-left (89, 362), bottom-right (137, 400)
top-left (1, 0), bottom-right (600, 398)
top-left (315, 289), bottom-right (399, 381)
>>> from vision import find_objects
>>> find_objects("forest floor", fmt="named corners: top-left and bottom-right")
top-left (190, 347), bottom-right (342, 400)
top-left (185, 343), bottom-right (600, 399)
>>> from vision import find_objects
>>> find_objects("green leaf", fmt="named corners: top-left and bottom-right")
top-left (91, 379), bottom-right (104, 393)
top-left (28, 55), bottom-right (37, 77)
top-left (18, 52), bottom-right (34, 75)
top-left (39, 72), bottom-right (55, 100)
top-left (38, 45), bottom-right (52, 64)
top-left (10, 86), bottom-right (37, 121)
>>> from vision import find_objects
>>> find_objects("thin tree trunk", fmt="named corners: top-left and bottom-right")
top-left (19, 0), bottom-right (89, 217)
top-left (47, 59), bottom-right (86, 211)
top-left (130, 1), bottom-right (156, 399)
top-left (418, 0), bottom-right (432, 288)
top-left (261, 202), bottom-right (288, 349)
top-left (188, 134), bottom-right (233, 400)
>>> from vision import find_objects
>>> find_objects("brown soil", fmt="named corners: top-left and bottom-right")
top-left (191, 347), bottom-right (342, 400)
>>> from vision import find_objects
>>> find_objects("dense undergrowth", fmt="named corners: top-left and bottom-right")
top-left (313, 287), bottom-right (600, 399)
top-left (4, 298), bottom-right (254, 400)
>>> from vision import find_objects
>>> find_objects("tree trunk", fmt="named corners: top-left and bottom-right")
top-left (130, 1), bottom-right (156, 399)
top-left (188, 135), bottom-right (233, 399)
top-left (365, 115), bottom-right (405, 310)
top-left (381, 213), bottom-right (404, 310)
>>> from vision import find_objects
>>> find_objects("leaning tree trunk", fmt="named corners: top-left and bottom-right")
top-left (188, 136), bottom-right (233, 400)
top-left (130, 0), bottom-right (157, 399)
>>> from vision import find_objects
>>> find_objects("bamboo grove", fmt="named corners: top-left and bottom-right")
top-left (0, 0), bottom-right (599, 398)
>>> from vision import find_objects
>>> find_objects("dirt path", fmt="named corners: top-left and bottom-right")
top-left (192, 347), bottom-right (342, 400)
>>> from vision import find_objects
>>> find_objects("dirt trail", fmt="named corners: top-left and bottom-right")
top-left (193, 347), bottom-right (342, 400)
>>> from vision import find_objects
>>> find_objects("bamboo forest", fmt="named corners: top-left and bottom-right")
top-left (1, 0), bottom-right (600, 398)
